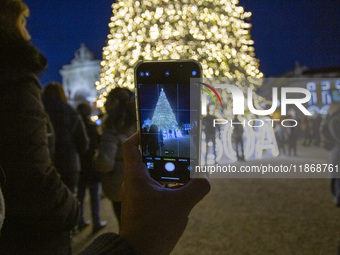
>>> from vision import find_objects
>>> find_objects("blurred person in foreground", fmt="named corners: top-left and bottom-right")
top-left (321, 103), bottom-right (340, 255)
top-left (321, 103), bottom-right (340, 206)
top-left (0, 0), bottom-right (79, 254)
top-left (42, 82), bottom-right (89, 193)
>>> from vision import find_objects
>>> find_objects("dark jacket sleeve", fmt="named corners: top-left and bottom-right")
top-left (0, 76), bottom-right (79, 233)
top-left (79, 233), bottom-right (137, 255)
top-left (94, 130), bottom-right (119, 173)
top-left (72, 114), bottom-right (90, 155)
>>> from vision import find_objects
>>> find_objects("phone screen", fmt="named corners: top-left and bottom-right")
top-left (135, 60), bottom-right (202, 183)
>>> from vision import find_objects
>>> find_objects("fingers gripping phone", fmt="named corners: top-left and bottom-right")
top-left (134, 60), bottom-right (202, 183)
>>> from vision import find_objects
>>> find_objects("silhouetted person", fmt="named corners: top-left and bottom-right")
top-left (159, 129), bottom-right (164, 147)
top-left (275, 123), bottom-right (286, 155)
top-left (141, 126), bottom-right (149, 154)
top-left (95, 88), bottom-right (136, 227)
top-left (321, 103), bottom-right (340, 205)
top-left (313, 114), bottom-right (322, 146)
top-left (320, 103), bottom-right (340, 253)
top-left (286, 117), bottom-right (298, 156)
top-left (203, 114), bottom-right (217, 162)
top-left (76, 102), bottom-right (107, 233)
top-left (301, 117), bottom-right (312, 146)
top-left (42, 82), bottom-right (89, 193)
top-left (169, 128), bottom-right (173, 139)
top-left (232, 116), bottom-right (245, 161)
top-left (148, 124), bottom-right (160, 156)
top-left (0, 1), bottom-right (79, 254)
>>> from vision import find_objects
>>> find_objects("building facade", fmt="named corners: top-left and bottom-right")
top-left (257, 63), bottom-right (340, 117)
top-left (60, 44), bottom-right (100, 109)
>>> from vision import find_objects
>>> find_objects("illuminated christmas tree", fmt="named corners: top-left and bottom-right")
top-left (96, 0), bottom-right (264, 110)
top-left (95, 0), bottom-right (279, 161)
top-left (151, 88), bottom-right (178, 130)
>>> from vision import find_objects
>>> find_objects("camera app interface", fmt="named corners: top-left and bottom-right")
top-left (137, 78), bottom-right (199, 181)
top-left (139, 83), bottom-right (193, 157)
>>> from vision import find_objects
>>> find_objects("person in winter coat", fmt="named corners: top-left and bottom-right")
top-left (95, 88), bottom-right (136, 226)
top-left (42, 82), bottom-right (89, 193)
top-left (0, 1), bottom-right (79, 254)
top-left (77, 102), bottom-right (107, 233)
top-left (321, 103), bottom-right (340, 206)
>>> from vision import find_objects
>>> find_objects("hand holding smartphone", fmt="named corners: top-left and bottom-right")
top-left (134, 60), bottom-right (202, 183)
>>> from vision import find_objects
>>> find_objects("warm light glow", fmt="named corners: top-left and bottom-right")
top-left (96, 0), bottom-right (264, 108)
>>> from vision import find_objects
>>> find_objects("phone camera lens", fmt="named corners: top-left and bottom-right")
top-left (192, 70), bottom-right (197, 76)
top-left (145, 72), bottom-right (150, 77)
top-left (165, 71), bottom-right (170, 76)
top-left (139, 72), bottom-right (144, 77)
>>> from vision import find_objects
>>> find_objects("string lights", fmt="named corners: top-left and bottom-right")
top-left (96, 0), bottom-right (264, 109)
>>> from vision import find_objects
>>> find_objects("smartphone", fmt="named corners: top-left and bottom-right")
top-left (134, 60), bottom-right (202, 183)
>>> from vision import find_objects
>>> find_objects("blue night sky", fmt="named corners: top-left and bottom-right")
top-left (25, 0), bottom-right (340, 85)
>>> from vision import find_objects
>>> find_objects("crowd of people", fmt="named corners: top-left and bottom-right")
top-left (0, 1), bottom-right (210, 254)
top-left (274, 115), bottom-right (324, 157)
top-left (1, 0), bottom-right (340, 255)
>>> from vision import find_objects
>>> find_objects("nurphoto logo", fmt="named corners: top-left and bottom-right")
top-left (198, 82), bottom-right (312, 128)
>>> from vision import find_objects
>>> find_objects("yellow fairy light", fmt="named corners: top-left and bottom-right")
top-left (96, 0), bottom-right (264, 109)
